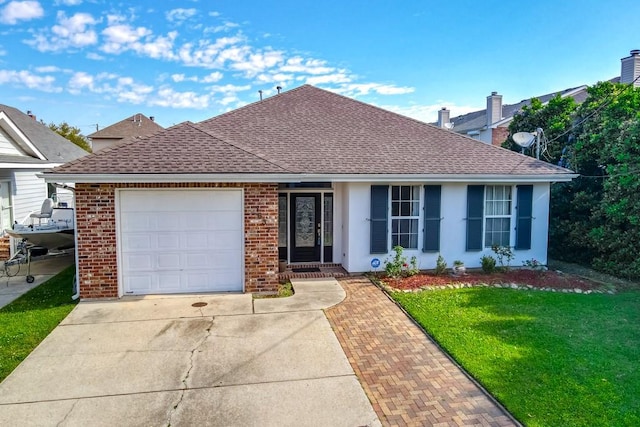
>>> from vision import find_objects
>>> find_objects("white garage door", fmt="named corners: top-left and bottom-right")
top-left (119, 189), bottom-right (243, 295)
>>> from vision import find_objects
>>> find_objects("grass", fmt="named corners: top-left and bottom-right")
top-left (392, 287), bottom-right (640, 427)
top-left (253, 281), bottom-right (294, 299)
top-left (0, 266), bottom-right (78, 382)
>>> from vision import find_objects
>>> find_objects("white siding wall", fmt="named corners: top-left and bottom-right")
top-left (0, 127), bottom-right (28, 156)
top-left (12, 170), bottom-right (48, 224)
top-left (331, 183), bottom-right (343, 264)
top-left (339, 181), bottom-right (551, 273)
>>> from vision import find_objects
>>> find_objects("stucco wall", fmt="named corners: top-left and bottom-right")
top-left (340, 182), bottom-right (551, 273)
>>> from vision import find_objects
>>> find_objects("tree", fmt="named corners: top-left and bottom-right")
top-left (504, 81), bottom-right (640, 279)
top-left (48, 122), bottom-right (92, 152)
top-left (503, 94), bottom-right (577, 164)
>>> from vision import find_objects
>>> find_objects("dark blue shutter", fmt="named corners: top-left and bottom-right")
top-left (466, 185), bottom-right (484, 251)
top-left (515, 185), bottom-right (533, 250)
top-left (423, 185), bottom-right (441, 252)
top-left (370, 185), bottom-right (388, 253)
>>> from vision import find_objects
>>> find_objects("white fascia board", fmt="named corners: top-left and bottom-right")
top-left (39, 172), bottom-right (579, 184)
top-left (0, 112), bottom-right (47, 160)
top-left (0, 162), bottom-right (61, 169)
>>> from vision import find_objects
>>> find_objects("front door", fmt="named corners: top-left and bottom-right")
top-left (290, 193), bottom-right (321, 262)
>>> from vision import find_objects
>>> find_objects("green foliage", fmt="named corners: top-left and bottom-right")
top-left (491, 245), bottom-right (514, 270)
top-left (504, 94), bottom-right (577, 163)
top-left (384, 246), bottom-right (419, 278)
top-left (48, 121), bottom-right (92, 152)
top-left (507, 81), bottom-right (640, 279)
top-left (392, 288), bottom-right (640, 427)
top-left (480, 255), bottom-right (497, 273)
top-left (434, 254), bottom-right (447, 275)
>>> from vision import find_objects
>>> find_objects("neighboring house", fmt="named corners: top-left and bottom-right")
top-left (43, 85), bottom-right (576, 299)
top-left (437, 49), bottom-right (640, 145)
top-left (0, 104), bottom-right (89, 257)
top-left (87, 113), bottom-right (164, 152)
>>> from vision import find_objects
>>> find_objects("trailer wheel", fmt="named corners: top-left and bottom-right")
top-left (26, 275), bottom-right (34, 283)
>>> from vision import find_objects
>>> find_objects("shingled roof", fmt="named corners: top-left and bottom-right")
top-left (48, 85), bottom-right (573, 179)
top-left (88, 113), bottom-right (164, 140)
top-left (0, 104), bottom-right (89, 163)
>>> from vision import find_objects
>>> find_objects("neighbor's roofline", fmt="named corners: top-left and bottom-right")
top-left (39, 172), bottom-right (578, 184)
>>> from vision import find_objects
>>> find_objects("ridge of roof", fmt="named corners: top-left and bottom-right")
top-left (88, 113), bottom-right (164, 139)
top-left (0, 104), bottom-right (88, 162)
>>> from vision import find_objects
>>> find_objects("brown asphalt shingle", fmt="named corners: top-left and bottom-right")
top-left (50, 85), bottom-right (573, 177)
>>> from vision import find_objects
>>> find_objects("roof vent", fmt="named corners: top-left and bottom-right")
top-left (631, 49), bottom-right (640, 56)
top-left (150, 116), bottom-right (155, 122)
top-left (276, 86), bottom-right (282, 94)
top-left (258, 90), bottom-right (263, 101)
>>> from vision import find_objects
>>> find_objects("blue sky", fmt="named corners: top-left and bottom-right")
top-left (0, 0), bottom-right (639, 133)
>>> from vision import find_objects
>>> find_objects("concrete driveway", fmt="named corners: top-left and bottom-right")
top-left (0, 279), bottom-right (380, 427)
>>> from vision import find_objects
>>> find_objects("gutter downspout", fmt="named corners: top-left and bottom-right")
top-left (53, 183), bottom-right (79, 300)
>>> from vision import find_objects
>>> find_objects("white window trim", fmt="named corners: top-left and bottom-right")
top-left (484, 185), bottom-right (513, 248)
top-left (390, 185), bottom-right (420, 250)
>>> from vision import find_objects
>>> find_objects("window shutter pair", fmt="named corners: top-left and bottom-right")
top-left (369, 185), bottom-right (442, 253)
top-left (465, 185), bottom-right (533, 251)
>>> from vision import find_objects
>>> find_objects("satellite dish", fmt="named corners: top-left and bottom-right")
top-left (444, 122), bottom-right (454, 130)
top-left (512, 132), bottom-right (535, 148)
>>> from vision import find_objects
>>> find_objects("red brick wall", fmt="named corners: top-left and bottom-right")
top-left (75, 182), bottom-right (279, 299)
top-left (492, 126), bottom-right (510, 146)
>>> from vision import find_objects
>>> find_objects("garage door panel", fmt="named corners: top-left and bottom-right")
top-left (157, 252), bottom-right (181, 269)
top-left (158, 273), bottom-right (182, 290)
top-left (157, 233), bottom-right (181, 249)
top-left (208, 211), bottom-right (242, 230)
top-left (125, 274), bottom-right (153, 292)
top-left (209, 231), bottom-right (243, 249)
top-left (122, 253), bottom-right (153, 271)
top-left (120, 189), bottom-right (244, 295)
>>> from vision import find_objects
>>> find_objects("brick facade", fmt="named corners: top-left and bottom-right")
top-left (75, 182), bottom-right (279, 299)
top-left (492, 126), bottom-right (510, 146)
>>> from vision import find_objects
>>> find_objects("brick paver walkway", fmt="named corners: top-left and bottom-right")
top-left (325, 277), bottom-right (519, 427)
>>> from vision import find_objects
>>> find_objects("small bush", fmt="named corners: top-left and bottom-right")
top-left (491, 245), bottom-right (514, 270)
top-left (434, 254), bottom-right (447, 275)
top-left (384, 246), bottom-right (419, 278)
top-left (481, 255), bottom-right (497, 273)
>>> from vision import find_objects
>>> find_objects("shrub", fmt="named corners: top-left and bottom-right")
top-left (434, 254), bottom-right (447, 275)
top-left (481, 255), bottom-right (497, 273)
top-left (491, 245), bottom-right (514, 270)
top-left (384, 246), bottom-right (419, 278)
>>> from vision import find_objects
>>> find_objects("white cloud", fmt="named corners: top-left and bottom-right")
top-left (26, 11), bottom-right (97, 52)
top-left (304, 73), bottom-right (352, 85)
top-left (378, 102), bottom-right (481, 123)
top-left (229, 49), bottom-right (284, 77)
top-left (166, 8), bottom-right (196, 23)
top-left (205, 21), bottom-right (239, 33)
top-left (280, 57), bottom-right (334, 75)
top-left (101, 24), bottom-right (177, 60)
top-left (34, 65), bottom-right (65, 73)
top-left (150, 86), bottom-right (209, 108)
top-left (171, 73), bottom-right (185, 83)
top-left (255, 72), bottom-right (294, 84)
top-left (331, 83), bottom-right (415, 96)
top-left (209, 83), bottom-right (251, 94)
top-left (0, 69), bottom-right (60, 92)
top-left (54, 0), bottom-right (82, 5)
top-left (201, 71), bottom-right (223, 83)
top-left (0, 0), bottom-right (43, 24)
top-left (86, 51), bottom-right (104, 60)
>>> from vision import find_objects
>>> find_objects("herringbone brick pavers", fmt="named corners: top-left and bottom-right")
top-left (326, 277), bottom-right (519, 427)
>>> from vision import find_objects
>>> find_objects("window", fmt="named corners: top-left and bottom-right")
top-left (485, 185), bottom-right (512, 247)
top-left (391, 185), bottom-right (419, 249)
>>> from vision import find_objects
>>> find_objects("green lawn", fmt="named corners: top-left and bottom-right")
top-left (0, 266), bottom-right (78, 382)
top-left (392, 288), bottom-right (640, 427)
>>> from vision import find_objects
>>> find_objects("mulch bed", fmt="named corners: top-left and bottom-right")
top-left (382, 268), bottom-right (605, 291)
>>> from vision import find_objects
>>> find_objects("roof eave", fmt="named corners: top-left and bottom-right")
top-left (39, 172), bottom-right (579, 184)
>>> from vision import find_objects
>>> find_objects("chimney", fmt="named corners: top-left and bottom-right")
top-left (620, 49), bottom-right (640, 87)
top-left (437, 107), bottom-right (451, 128)
top-left (486, 91), bottom-right (502, 127)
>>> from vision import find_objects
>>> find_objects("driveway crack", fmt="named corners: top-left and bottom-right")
top-left (166, 316), bottom-right (214, 426)
top-left (56, 399), bottom-right (79, 427)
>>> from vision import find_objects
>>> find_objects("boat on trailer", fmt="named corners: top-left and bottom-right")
top-left (5, 199), bottom-right (75, 251)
